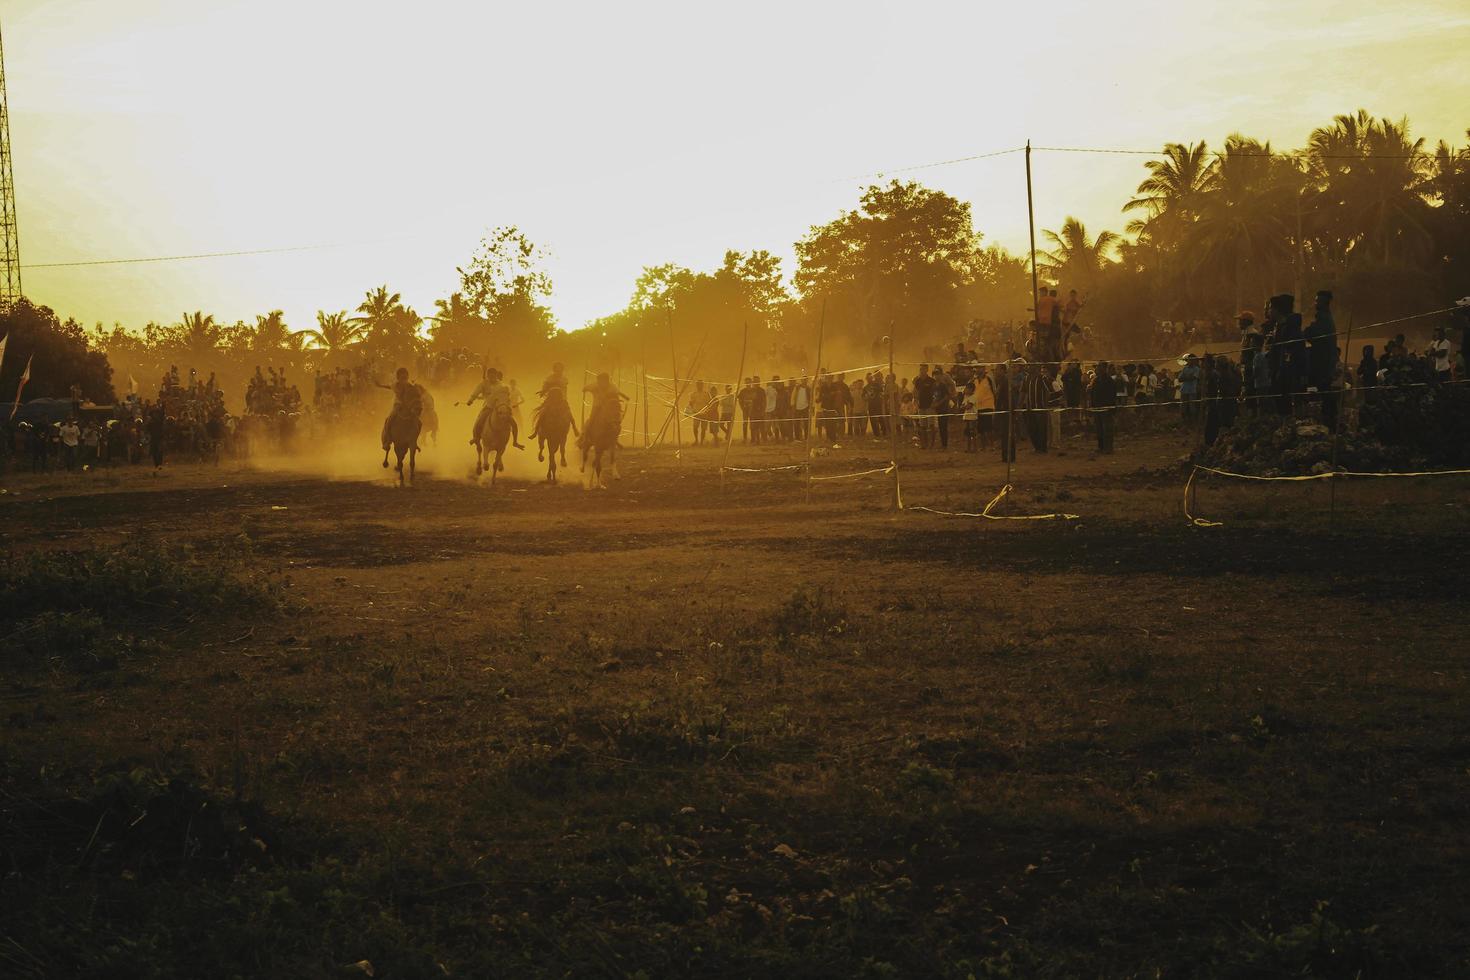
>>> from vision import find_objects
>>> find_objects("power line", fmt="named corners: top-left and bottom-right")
top-left (22, 240), bottom-right (368, 270)
top-left (835, 146), bottom-right (1023, 182)
top-left (1033, 144), bottom-right (1437, 161)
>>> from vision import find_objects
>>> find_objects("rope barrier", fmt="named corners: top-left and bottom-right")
top-left (1184, 462), bottom-right (1470, 527)
top-left (905, 484), bottom-right (1080, 521)
top-left (810, 463), bottom-right (895, 482)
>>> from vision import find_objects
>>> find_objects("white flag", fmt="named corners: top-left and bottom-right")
top-left (9, 354), bottom-right (31, 420)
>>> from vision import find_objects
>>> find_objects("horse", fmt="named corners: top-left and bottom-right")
top-left (383, 412), bottom-right (421, 487)
top-left (418, 386), bottom-right (439, 447)
top-left (531, 387), bottom-right (577, 484)
top-left (474, 407), bottom-right (513, 485)
top-left (579, 399), bottom-right (622, 490)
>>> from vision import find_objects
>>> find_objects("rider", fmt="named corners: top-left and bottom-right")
top-left (539, 362), bottom-right (569, 397)
top-left (466, 366), bottom-right (524, 450)
top-left (580, 372), bottom-right (628, 449)
top-left (375, 367), bottom-right (423, 467)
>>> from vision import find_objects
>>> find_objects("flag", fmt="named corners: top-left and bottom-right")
top-left (128, 374), bottom-right (137, 395)
top-left (9, 354), bottom-right (31, 421)
top-left (0, 334), bottom-right (7, 378)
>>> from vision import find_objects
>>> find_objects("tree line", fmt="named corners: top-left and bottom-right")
top-left (1, 108), bottom-right (1463, 408)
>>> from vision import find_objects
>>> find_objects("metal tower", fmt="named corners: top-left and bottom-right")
top-left (0, 22), bottom-right (19, 308)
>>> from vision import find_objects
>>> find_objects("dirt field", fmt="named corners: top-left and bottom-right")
top-left (3, 423), bottom-right (1468, 978)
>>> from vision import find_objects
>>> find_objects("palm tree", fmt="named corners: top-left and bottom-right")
top-left (1040, 217), bottom-right (1121, 290)
top-left (176, 311), bottom-right (221, 360)
top-left (1123, 141), bottom-right (1220, 247)
top-left (1306, 110), bottom-right (1434, 265)
top-left (353, 285), bottom-right (422, 363)
top-left (301, 310), bottom-right (363, 352)
top-left (352, 285), bottom-right (406, 335)
top-left (252, 309), bottom-right (306, 351)
top-left (1186, 135), bottom-right (1295, 311)
top-left (428, 292), bottom-right (488, 352)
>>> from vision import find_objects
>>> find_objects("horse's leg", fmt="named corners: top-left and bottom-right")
top-left (408, 446), bottom-right (416, 484)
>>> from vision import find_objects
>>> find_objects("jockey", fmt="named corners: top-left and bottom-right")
top-left (466, 367), bottom-right (524, 449)
top-left (375, 367), bottom-right (422, 462)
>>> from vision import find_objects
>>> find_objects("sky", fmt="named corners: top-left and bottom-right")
top-left (7, 0), bottom-right (1470, 334)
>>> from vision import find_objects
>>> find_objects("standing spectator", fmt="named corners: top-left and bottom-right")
top-left (972, 364), bottom-right (996, 450)
top-left (912, 364), bottom-right (936, 449)
top-left (148, 405), bottom-right (166, 469)
top-left (994, 362), bottom-right (1016, 463)
top-left (1428, 326), bottom-right (1453, 382)
top-left (775, 378), bottom-right (793, 441)
top-left (720, 384), bottom-right (736, 441)
top-left (1090, 360), bottom-right (1118, 454)
top-left (81, 422), bottom-right (101, 468)
top-left (765, 376), bottom-right (781, 442)
top-left (1179, 355), bottom-right (1201, 418)
top-left (931, 365), bottom-right (957, 451)
top-left (792, 376), bottom-right (810, 441)
top-left (1023, 366), bottom-right (1050, 452)
top-left (59, 417), bottom-right (81, 471)
top-left (747, 376), bottom-right (766, 445)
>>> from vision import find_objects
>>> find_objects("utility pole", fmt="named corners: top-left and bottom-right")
top-left (0, 21), bottom-right (21, 308)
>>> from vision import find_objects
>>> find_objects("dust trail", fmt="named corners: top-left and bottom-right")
top-left (243, 384), bottom-right (579, 486)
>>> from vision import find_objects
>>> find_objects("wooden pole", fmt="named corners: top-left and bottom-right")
top-left (888, 323), bottom-right (901, 510)
top-left (721, 322), bottom-right (749, 494)
top-left (1025, 140), bottom-right (1040, 347)
top-left (804, 301), bottom-right (826, 503)
top-left (667, 308), bottom-right (683, 459)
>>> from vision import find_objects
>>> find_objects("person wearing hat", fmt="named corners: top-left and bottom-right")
top-left (1179, 353), bottom-right (1201, 419)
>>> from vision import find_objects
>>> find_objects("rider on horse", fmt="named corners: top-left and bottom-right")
top-left (579, 372), bottom-right (627, 450)
top-left (376, 367), bottom-right (423, 465)
top-left (466, 367), bottom-right (525, 450)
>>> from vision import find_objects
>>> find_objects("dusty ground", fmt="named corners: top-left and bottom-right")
top-left (2, 421), bottom-right (1468, 977)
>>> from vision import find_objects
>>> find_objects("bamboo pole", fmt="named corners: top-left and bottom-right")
top-left (888, 323), bottom-right (901, 510)
top-left (721, 322), bottom-right (749, 494)
top-left (804, 301), bottom-right (826, 503)
top-left (1329, 312), bottom-right (1353, 528)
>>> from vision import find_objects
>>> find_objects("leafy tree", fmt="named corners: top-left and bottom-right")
top-left (795, 180), bottom-right (979, 342)
top-left (0, 299), bottom-right (116, 403)
top-left (456, 227), bottom-right (556, 351)
top-left (427, 292), bottom-right (488, 353)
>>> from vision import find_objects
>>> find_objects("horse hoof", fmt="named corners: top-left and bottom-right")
top-left (538, 452), bottom-right (545, 462)
top-left (381, 460), bottom-right (389, 469)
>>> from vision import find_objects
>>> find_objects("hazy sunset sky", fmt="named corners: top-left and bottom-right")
top-left (8, 0), bottom-right (1470, 333)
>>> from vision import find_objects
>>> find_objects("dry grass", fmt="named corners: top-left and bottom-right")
top-left (2, 429), bottom-right (1468, 977)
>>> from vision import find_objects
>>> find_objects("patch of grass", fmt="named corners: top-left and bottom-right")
top-left (0, 535), bottom-right (286, 625)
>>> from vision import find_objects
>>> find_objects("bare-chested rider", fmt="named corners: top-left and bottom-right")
top-left (465, 366), bottom-right (524, 449)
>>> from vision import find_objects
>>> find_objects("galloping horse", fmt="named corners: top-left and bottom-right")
top-left (474, 407), bottom-right (513, 486)
top-left (531, 387), bottom-right (577, 484)
top-left (418, 387), bottom-right (439, 447)
top-left (384, 413), bottom-right (421, 487)
top-left (579, 397), bottom-right (622, 490)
